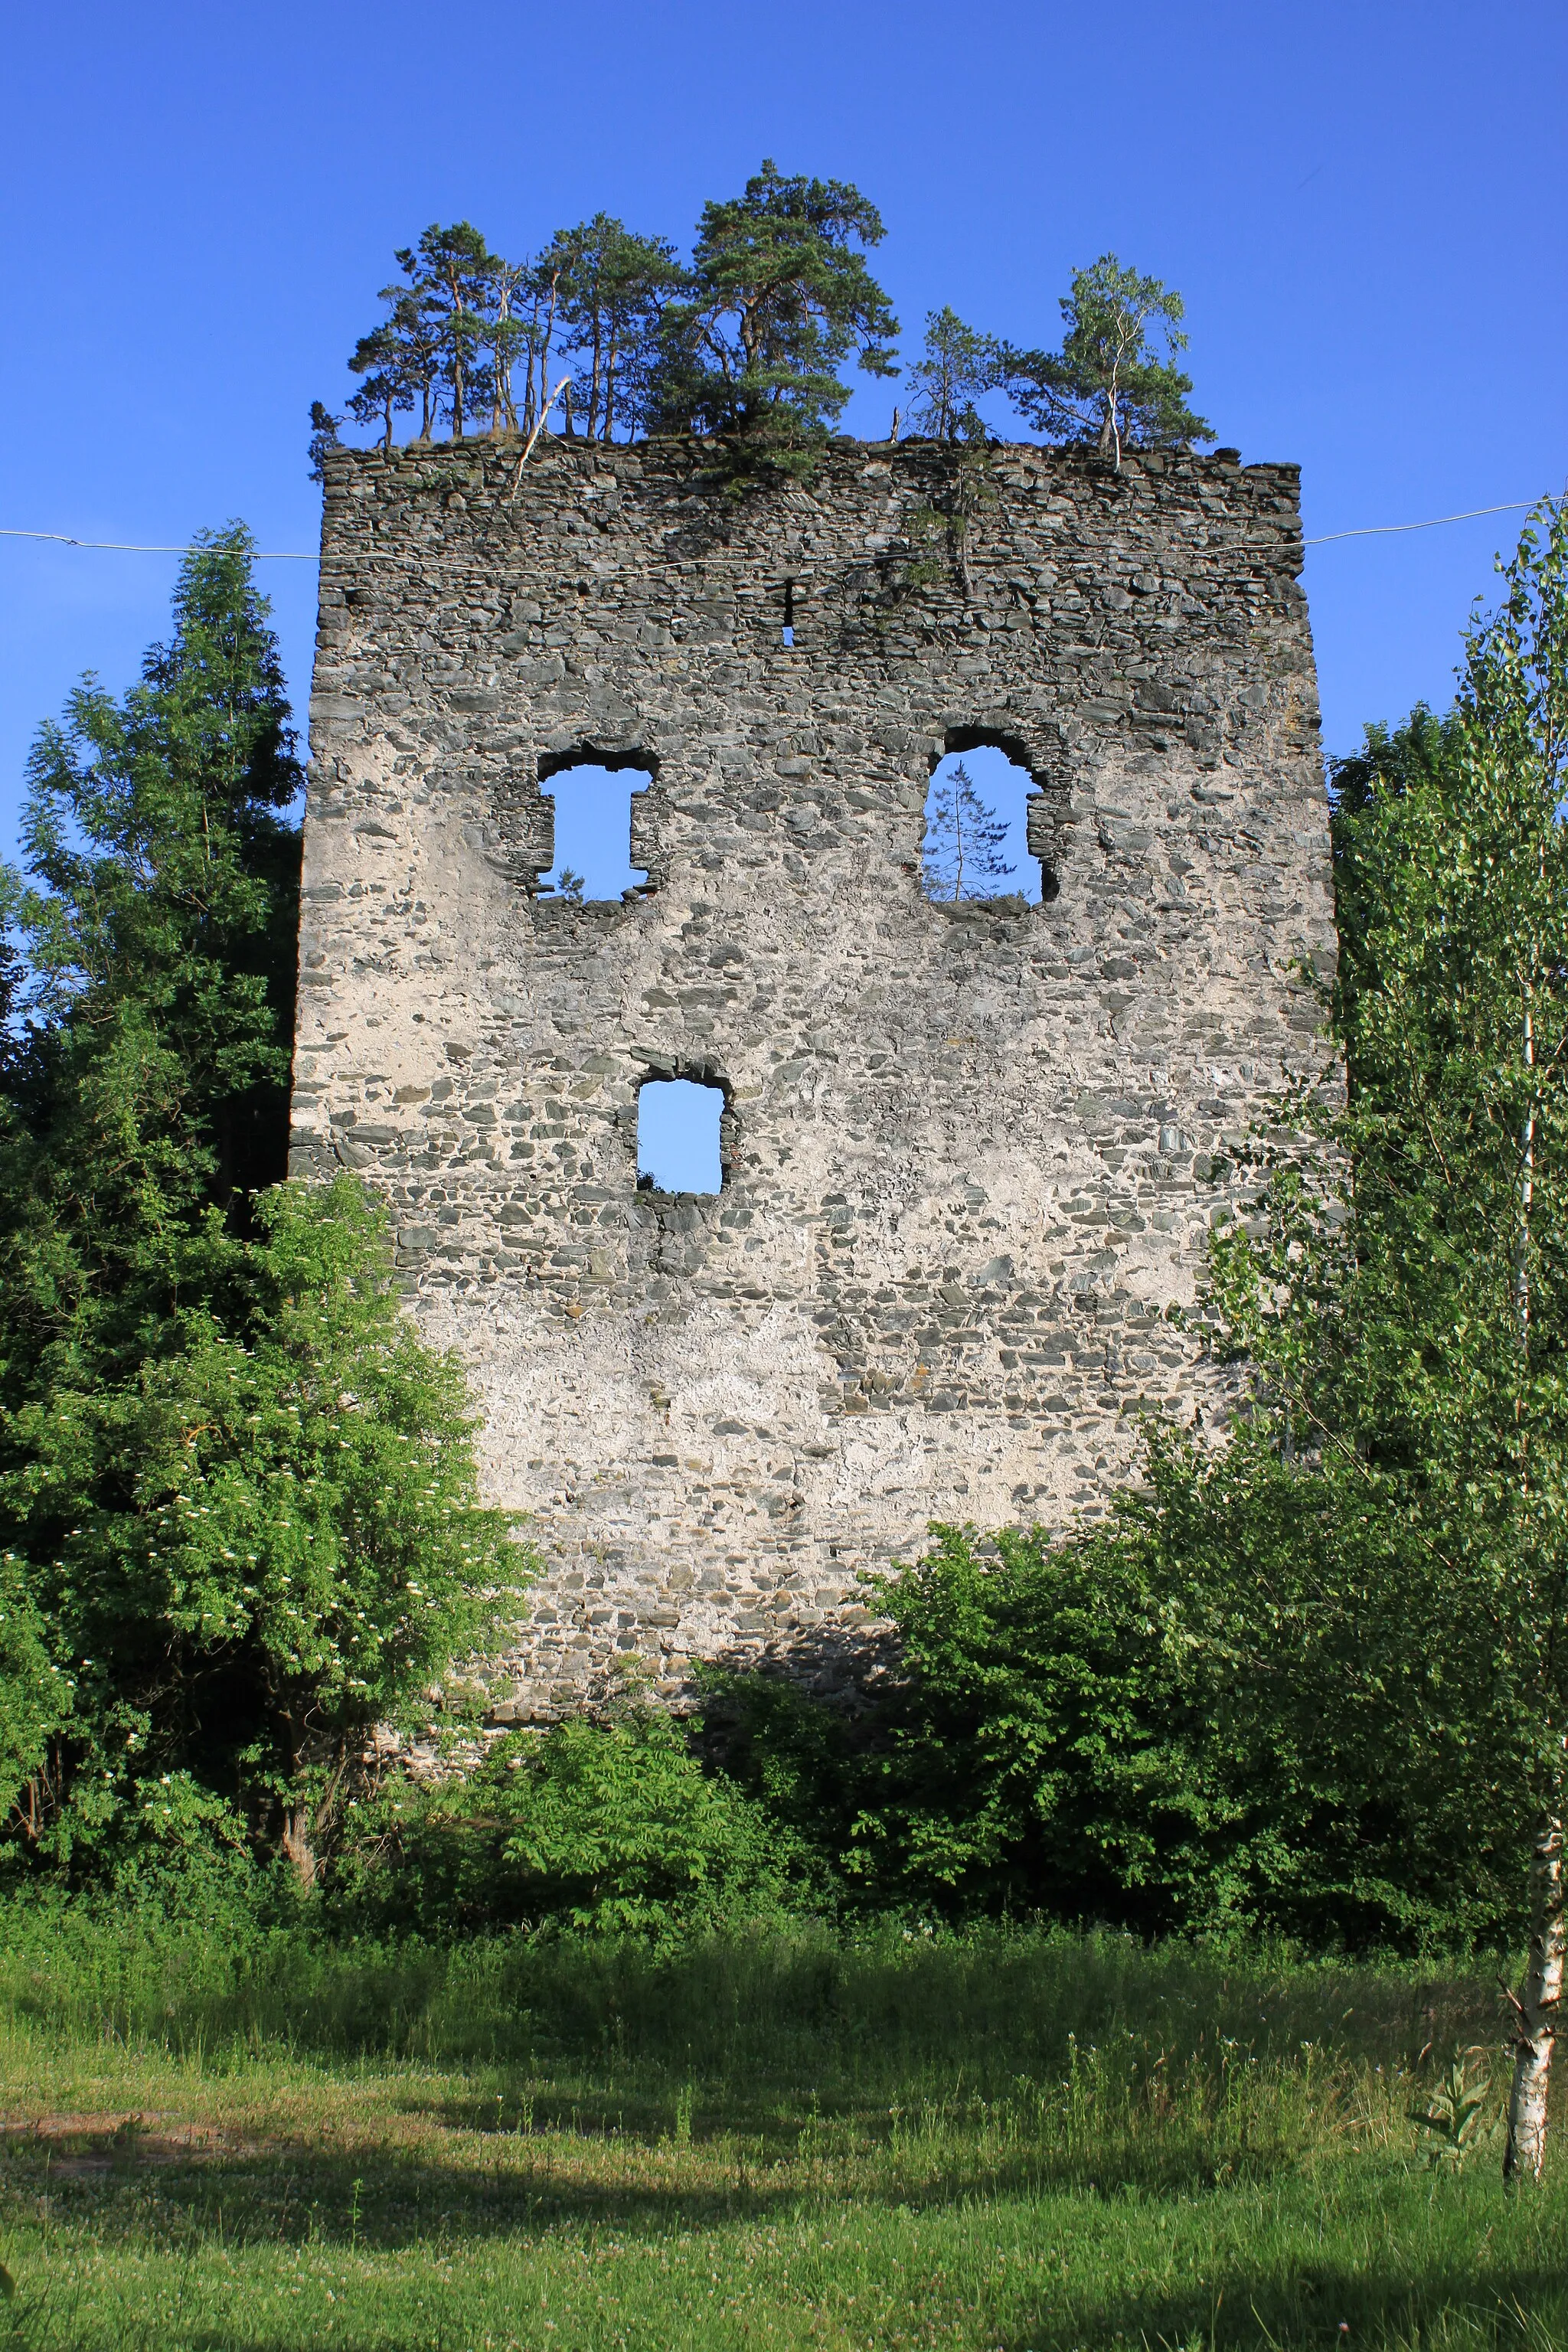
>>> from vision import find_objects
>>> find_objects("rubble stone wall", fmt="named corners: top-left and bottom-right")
top-left (291, 433), bottom-right (1334, 1720)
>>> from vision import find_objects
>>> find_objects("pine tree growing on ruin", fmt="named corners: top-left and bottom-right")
top-left (903, 308), bottom-right (999, 443)
top-left (654, 161), bottom-right (898, 475)
top-left (389, 223), bottom-right (498, 440)
top-left (545, 215), bottom-right (686, 442)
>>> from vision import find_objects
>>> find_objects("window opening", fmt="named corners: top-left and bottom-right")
top-left (637, 1079), bottom-right (723, 1195)
top-left (921, 743), bottom-right (1042, 904)
top-left (782, 580), bottom-right (795, 648)
top-left (541, 761), bottom-right (652, 900)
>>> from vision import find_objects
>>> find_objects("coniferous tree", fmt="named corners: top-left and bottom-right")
top-left (998, 255), bottom-right (1211, 466)
top-left (387, 224), bottom-right (498, 440)
top-left (921, 760), bottom-right (1015, 900)
top-left (544, 214), bottom-right (686, 442)
top-left (0, 534), bottom-right (515, 1887)
top-left (306, 400), bottom-right (342, 482)
top-left (904, 307), bottom-right (999, 442)
top-left (346, 318), bottom-right (420, 449)
top-left (653, 162), bottom-right (898, 475)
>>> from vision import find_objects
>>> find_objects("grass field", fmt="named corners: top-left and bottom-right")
top-left (0, 1919), bottom-right (1562, 2351)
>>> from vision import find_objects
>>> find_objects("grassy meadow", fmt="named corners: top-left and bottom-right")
top-left (1, 1922), bottom-right (1563, 2351)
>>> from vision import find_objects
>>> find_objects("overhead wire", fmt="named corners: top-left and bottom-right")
top-left (0, 495), bottom-right (1555, 564)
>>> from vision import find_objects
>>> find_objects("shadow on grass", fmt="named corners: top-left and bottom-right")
top-left (1022, 2262), bottom-right (1568, 2351)
top-left (19, 2259), bottom-right (1568, 2352)
top-left (4, 2128), bottom-right (1325, 2249)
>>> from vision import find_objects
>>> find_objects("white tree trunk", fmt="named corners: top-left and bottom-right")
top-left (1504, 1796), bottom-right (1564, 2182)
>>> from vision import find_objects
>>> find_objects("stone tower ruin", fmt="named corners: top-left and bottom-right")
top-left (291, 433), bottom-right (1334, 1720)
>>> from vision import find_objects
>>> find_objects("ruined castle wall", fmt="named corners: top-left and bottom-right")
top-left (290, 434), bottom-right (1334, 1720)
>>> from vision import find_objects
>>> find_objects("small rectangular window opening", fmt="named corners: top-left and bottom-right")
top-left (638, 1078), bottom-right (723, 1195)
top-left (782, 580), bottom-right (795, 648)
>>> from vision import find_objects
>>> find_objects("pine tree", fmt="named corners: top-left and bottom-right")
top-left (544, 215), bottom-right (686, 442)
top-left (921, 761), bottom-right (1016, 900)
top-left (306, 400), bottom-right (342, 482)
top-left (904, 308), bottom-right (998, 443)
top-left (653, 161), bottom-right (898, 477)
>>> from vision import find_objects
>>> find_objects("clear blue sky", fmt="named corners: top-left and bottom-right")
top-left (2, 0), bottom-right (1563, 855)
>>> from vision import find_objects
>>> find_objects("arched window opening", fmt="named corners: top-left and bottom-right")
top-left (540, 759), bottom-right (652, 901)
top-left (637, 1078), bottom-right (724, 1196)
top-left (921, 742), bottom-right (1044, 905)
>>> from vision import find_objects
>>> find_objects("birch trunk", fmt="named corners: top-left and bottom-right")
top-left (1503, 992), bottom-right (1551, 2178)
top-left (1504, 1796), bottom-right (1564, 2180)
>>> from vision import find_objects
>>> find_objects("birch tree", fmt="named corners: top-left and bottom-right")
top-left (998, 254), bottom-right (1210, 466)
top-left (1210, 498), bottom-right (1568, 2180)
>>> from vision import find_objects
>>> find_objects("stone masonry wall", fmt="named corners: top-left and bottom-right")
top-left (290, 433), bottom-right (1335, 1721)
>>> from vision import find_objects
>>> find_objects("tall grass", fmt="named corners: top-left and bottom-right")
top-left (0, 1910), bottom-right (1553, 2352)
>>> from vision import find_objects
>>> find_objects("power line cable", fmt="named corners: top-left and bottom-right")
top-left (0, 527), bottom-right (321, 558)
top-left (1305, 500), bottom-right (1546, 546)
top-left (0, 495), bottom-right (1556, 564)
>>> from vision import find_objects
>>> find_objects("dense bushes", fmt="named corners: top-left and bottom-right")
top-left (0, 534), bottom-right (518, 1892)
top-left (334, 1707), bottom-right (808, 1941)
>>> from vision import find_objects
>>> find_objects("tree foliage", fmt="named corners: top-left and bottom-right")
top-left (547, 214), bottom-right (687, 443)
top-left (326, 207), bottom-right (1218, 482)
top-left (0, 535), bottom-right (517, 1890)
top-left (653, 160), bottom-right (897, 472)
top-left (720, 505), bottom-right (1568, 1987)
top-left (332, 172), bottom-right (897, 475)
top-left (998, 255), bottom-right (1211, 463)
top-left (1207, 498), bottom-right (1568, 2167)
top-left (343, 1704), bottom-right (804, 1940)
top-left (903, 307), bottom-right (998, 443)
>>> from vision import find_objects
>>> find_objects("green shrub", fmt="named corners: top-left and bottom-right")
top-left (714, 1463), bottom-right (1527, 1953)
top-left (334, 1705), bottom-right (821, 1941)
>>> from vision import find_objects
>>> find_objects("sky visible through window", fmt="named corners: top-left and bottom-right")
top-left (548, 755), bottom-right (1044, 1171)
top-left (639, 1079), bottom-right (722, 1194)
top-left (541, 766), bottom-right (650, 899)
top-left (923, 746), bottom-right (1040, 902)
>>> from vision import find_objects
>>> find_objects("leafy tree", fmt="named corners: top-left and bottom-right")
top-left (119, 1176), bottom-right (514, 1886)
top-left (998, 254), bottom-right (1212, 466)
top-left (655, 161), bottom-right (898, 476)
top-left (715, 1459), bottom-right (1522, 1947)
top-left (348, 1704), bottom-right (803, 1939)
top-left (1208, 499), bottom-right (1568, 2177)
top-left (921, 760), bottom-right (1015, 899)
top-left (0, 534), bottom-right (518, 1889)
top-left (903, 307), bottom-right (998, 443)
